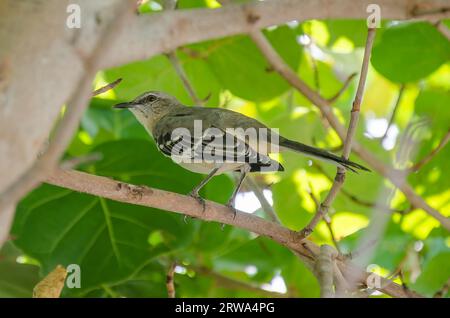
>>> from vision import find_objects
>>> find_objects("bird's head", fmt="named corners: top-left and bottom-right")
top-left (113, 91), bottom-right (181, 129)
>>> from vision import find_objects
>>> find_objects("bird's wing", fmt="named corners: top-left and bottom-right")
top-left (161, 107), bottom-right (281, 155)
top-left (153, 110), bottom-right (283, 172)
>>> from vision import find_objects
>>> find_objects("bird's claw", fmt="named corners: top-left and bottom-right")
top-left (226, 202), bottom-right (237, 220)
top-left (189, 192), bottom-right (206, 212)
top-left (221, 202), bottom-right (237, 229)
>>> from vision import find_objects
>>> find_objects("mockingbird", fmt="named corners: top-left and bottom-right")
top-left (114, 91), bottom-right (369, 212)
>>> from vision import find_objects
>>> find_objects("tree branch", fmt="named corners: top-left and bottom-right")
top-left (248, 28), bottom-right (450, 231)
top-left (297, 28), bottom-right (376, 237)
top-left (44, 168), bottom-right (421, 298)
top-left (48, 169), bottom-right (308, 252)
top-left (92, 78), bottom-right (123, 97)
top-left (100, 0), bottom-right (450, 69)
top-left (0, 1), bottom-right (136, 246)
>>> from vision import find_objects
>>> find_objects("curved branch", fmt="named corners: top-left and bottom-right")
top-left (45, 168), bottom-right (422, 298)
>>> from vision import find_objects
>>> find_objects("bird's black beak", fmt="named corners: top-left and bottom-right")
top-left (113, 102), bottom-right (135, 109)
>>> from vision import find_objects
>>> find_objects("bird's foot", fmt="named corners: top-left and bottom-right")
top-left (221, 201), bottom-right (237, 230)
top-left (226, 201), bottom-right (237, 220)
top-left (189, 191), bottom-right (206, 212)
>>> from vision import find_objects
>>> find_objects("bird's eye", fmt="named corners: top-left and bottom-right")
top-left (140, 94), bottom-right (157, 104)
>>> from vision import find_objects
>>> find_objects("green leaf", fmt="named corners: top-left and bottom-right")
top-left (205, 26), bottom-right (301, 101)
top-left (414, 89), bottom-right (450, 131)
top-left (0, 243), bottom-right (40, 298)
top-left (214, 237), bottom-right (292, 282)
top-left (371, 22), bottom-right (450, 83)
top-left (411, 251), bottom-right (450, 297)
top-left (273, 177), bottom-right (311, 231)
top-left (104, 55), bottom-right (221, 107)
top-left (281, 257), bottom-right (319, 297)
top-left (325, 20), bottom-right (369, 47)
top-left (12, 139), bottom-right (233, 294)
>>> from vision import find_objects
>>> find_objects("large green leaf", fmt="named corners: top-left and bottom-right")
top-left (213, 237), bottom-right (292, 282)
top-left (325, 20), bottom-right (369, 47)
top-left (104, 54), bottom-right (221, 107)
top-left (371, 22), bottom-right (450, 83)
top-left (205, 26), bottom-right (301, 101)
top-left (0, 243), bottom-right (40, 298)
top-left (12, 139), bottom-right (233, 295)
top-left (412, 251), bottom-right (450, 297)
top-left (272, 177), bottom-right (311, 231)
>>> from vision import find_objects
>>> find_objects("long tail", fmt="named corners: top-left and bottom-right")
top-left (280, 138), bottom-right (370, 173)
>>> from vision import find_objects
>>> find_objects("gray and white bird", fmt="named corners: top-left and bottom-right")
top-left (114, 91), bottom-right (369, 212)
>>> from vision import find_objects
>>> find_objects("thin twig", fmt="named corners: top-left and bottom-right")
top-left (435, 20), bottom-right (450, 41)
top-left (314, 163), bottom-right (408, 214)
top-left (245, 177), bottom-right (279, 222)
top-left (166, 262), bottom-right (176, 298)
top-left (0, 1), bottom-right (136, 247)
top-left (409, 128), bottom-right (450, 172)
top-left (299, 28), bottom-right (376, 238)
top-left (307, 182), bottom-right (341, 253)
top-left (323, 215), bottom-right (342, 254)
top-left (381, 84), bottom-right (405, 142)
top-left (433, 278), bottom-right (450, 298)
top-left (327, 73), bottom-right (357, 104)
top-left (162, 0), bottom-right (204, 106)
top-left (92, 78), bottom-right (122, 97)
top-left (189, 265), bottom-right (287, 297)
top-left (166, 52), bottom-right (204, 105)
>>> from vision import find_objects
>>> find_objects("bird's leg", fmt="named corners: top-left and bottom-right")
top-left (188, 166), bottom-right (220, 213)
top-left (226, 165), bottom-right (250, 219)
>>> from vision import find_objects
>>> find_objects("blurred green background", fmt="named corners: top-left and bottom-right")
top-left (1, 0), bottom-right (449, 298)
